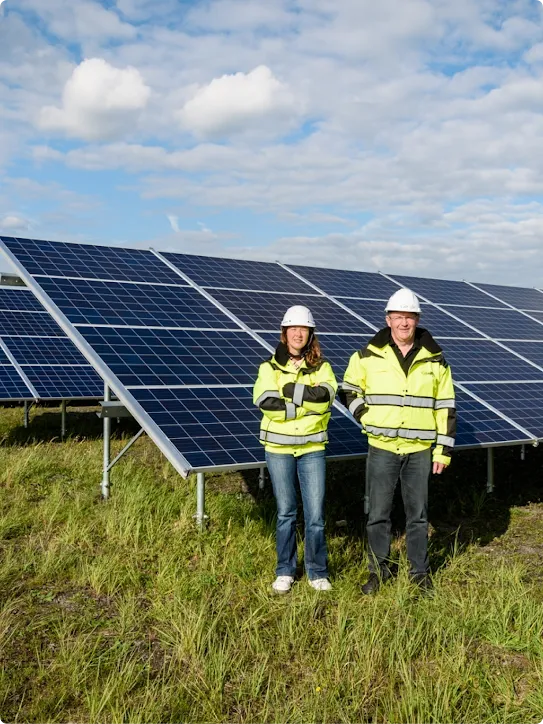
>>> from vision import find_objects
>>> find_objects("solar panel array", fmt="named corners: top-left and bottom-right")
top-left (0, 286), bottom-right (103, 400)
top-left (1, 235), bottom-right (542, 477)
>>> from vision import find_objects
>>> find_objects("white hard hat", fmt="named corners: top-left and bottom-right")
top-left (385, 288), bottom-right (421, 314)
top-left (280, 305), bottom-right (316, 328)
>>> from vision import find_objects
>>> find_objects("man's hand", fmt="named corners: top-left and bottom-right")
top-left (433, 462), bottom-right (448, 475)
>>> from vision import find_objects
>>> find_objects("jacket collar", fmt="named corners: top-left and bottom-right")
top-left (274, 341), bottom-right (293, 366)
top-left (369, 326), bottom-right (442, 354)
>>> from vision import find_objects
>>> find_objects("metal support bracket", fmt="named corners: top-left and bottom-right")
top-left (193, 472), bottom-right (209, 530)
top-left (98, 401), bottom-right (133, 418)
top-left (258, 466), bottom-right (266, 490)
top-left (23, 400), bottom-right (32, 429)
top-left (487, 448), bottom-right (494, 494)
top-left (61, 400), bottom-right (67, 439)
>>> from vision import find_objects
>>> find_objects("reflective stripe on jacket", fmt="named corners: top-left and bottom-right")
top-left (341, 328), bottom-right (456, 465)
top-left (253, 342), bottom-right (337, 456)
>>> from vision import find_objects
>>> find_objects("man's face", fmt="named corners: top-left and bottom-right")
top-left (386, 312), bottom-right (419, 345)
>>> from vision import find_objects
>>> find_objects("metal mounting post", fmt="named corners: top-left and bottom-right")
top-left (194, 472), bottom-right (208, 530)
top-left (521, 444), bottom-right (526, 461)
top-left (486, 448), bottom-right (494, 494)
top-left (258, 466), bottom-right (266, 490)
top-left (23, 401), bottom-right (30, 428)
top-left (102, 384), bottom-right (111, 500)
top-left (60, 400), bottom-right (67, 439)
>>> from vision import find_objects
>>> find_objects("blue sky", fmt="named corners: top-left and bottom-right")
top-left (1, 0), bottom-right (543, 285)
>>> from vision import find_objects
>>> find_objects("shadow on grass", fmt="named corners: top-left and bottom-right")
top-left (0, 405), bottom-right (141, 446)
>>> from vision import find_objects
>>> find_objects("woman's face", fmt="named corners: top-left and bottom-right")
top-left (285, 326), bottom-right (310, 355)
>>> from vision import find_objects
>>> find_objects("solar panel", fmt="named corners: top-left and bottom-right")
top-left (1, 237), bottom-right (182, 284)
top-left (23, 366), bottom-right (105, 399)
top-left (437, 340), bottom-right (543, 383)
top-left (389, 274), bottom-right (508, 308)
top-left (473, 283), bottom-right (543, 312)
top-left (286, 264), bottom-right (399, 300)
top-left (2, 336), bottom-right (91, 366)
top-left (38, 278), bottom-right (234, 329)
top-left (461, 383), bottom-right (543, 438)
top-left (0, 288), bottom-right (103, 400)
top-left (514, 342), bottom-right (543, 368)
top-left (0, 365), bottom-right (35, 399)
top-left (0, 310), bottom-right (65, 337)
top-left (0, 288), bottom-right (45, 312)
top-left (453, 388), bottom-right (533, 446)
top-left (443, 306), bottom-right (543, 341)
top-left (163, 252), bottom-right (311, 293)
top-left (2, 236), bottom-right (540, 478)
top-left (207, 289), bottom-right (374, 333)
top-left (78, 327), bottom-right (266, 387)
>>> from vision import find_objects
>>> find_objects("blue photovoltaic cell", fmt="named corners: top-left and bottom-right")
top-left (461, 383), bottom-right (543, 438)
top-left (0, 366), bottom-right (32, 399)
top-left (389, 274), bottom-right (508, 308)
top-left (340, 299), bottom-right (482, 338)
top-left (289, 264), bottom-right (399, 300)
top-left (131, 386), bottom-right (367, 470)
top-left (131, 386), bottom-right (264, 469)
top-left (163, 252), bottom-right (311, 294)
top-left (208, 289), bottom-right (373, 333)
top-left (38, 277), bottom-right (233, 329)
top-left (315, 334), bottom-right (373, 372)
top-left (327, 412), bottom-right (368, 458)
top-left (0, 348), bottom-right (11, 365)
top-left (514, 342), bottom-right (543, 369)
top-left (443, 306), bottom-right (543, 341)
top-left (3, 336), bottom-right (90, 366)
top-left (453, 389), bottom-right (531, 446)
top-left (474, 283), bottom-right (543, 312)
top-left (0, 310), bottom-right (65, 336)
top-left (436, 339), bottom-right (543, 383)
top-left (1, 237), bottom-right (183, 285)
top-left (23, 365), bottom-right (104, 399)
top-left (0, 288), bottom-right (44, 312)
top-left (79, 327), bottom-right (267, 387)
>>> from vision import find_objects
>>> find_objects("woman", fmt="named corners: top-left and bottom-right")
top-left (253, 305), bottom-right (337, 593)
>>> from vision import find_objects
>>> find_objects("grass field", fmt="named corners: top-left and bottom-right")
top-left (0, 404), bottom-right (542, 723)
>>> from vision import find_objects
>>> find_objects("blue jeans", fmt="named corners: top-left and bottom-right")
top-left (366, 446), bottom-right (431, 576)
top-left (265, 449), bottom-right (328, 581)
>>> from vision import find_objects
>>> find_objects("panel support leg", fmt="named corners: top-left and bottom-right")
top-left (23, 401), bottom-right (30, 429)
top-left (258, 466), bottom-right (266, 490)
top-left (102, 385), bottom-right (111, 500)
top-left (486, 448), bottom-right (494, 494)
top-left (520, 444), bottom-right (525, 461)
top-left (61, 400), bottom-right (67, 439)
top-left (195, 472), bottom-right (207, 530)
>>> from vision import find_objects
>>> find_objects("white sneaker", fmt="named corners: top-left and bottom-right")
top-left (309, 578), bottom-right (332, 591)
top-left (272, 575), bottom-right (295, 593)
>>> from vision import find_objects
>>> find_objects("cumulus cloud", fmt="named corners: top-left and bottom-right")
top-left (0, 215), bottom-right (29, 231)
top-left (38, 58), bottom-right (151, 141)
top-left (179, 65), bottom-right (300, 138)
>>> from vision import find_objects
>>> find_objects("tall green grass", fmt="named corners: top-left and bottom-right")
top-left (0, 406), bottom-right (542, 723)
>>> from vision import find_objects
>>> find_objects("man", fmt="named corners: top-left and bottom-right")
top-left (341, 288), bottom-right (456, 593)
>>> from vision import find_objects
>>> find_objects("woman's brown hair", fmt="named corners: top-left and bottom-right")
top-left (280, 329), bottom-right (323, 368)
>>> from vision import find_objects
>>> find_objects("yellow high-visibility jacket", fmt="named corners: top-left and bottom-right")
top-left (341, 328), bottom-right (456, 464)
top-left (253, 343), bottom-right (337, 456)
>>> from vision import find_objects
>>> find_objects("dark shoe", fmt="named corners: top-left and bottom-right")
top-left (361, 572), bottom-right (381, 595)
top-left (411, 573), bottom-right (433, 592)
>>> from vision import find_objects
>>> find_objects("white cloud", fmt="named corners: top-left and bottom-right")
top-left (38, 58), bottom-right (151, 141)
top-left (179, 65), bottom-right (300, 138)
top-left (0, 215), bottom-right (29, 230)
top-left (20, 0), bottom-right (136, 41)
top-left (167, 214), bottom-right (180, 233)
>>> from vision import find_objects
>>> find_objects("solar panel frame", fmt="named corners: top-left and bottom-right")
top-left (469, 282), bottom-right (543, 312)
